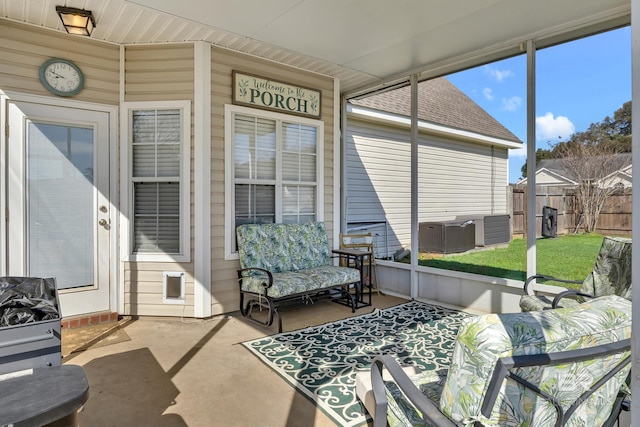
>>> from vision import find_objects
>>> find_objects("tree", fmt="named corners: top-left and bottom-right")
top-left (554, 142), bottom-right (624, 233)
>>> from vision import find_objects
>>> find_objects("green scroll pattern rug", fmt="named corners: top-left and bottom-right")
top-left (242, 301), bottom-right (472, 427)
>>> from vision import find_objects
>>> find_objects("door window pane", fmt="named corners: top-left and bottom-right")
top-left (27, 122), bottom-right (94, 289)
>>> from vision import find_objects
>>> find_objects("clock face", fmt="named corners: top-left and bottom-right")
top-left (39, 59), bottom-right (84, 96)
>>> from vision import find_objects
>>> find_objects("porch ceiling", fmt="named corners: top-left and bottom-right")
top-left (1, 0), bottom-right (630, 95)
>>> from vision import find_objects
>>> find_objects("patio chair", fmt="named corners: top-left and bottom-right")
top-left (358, 295), bottom-right (631, 427)
top-left (519, 236), bottom-right (632, 312)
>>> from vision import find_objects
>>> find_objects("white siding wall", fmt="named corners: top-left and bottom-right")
top-left (346, 118), bottom-right (509, 255)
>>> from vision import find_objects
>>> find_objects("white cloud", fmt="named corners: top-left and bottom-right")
top-left (482, 87), bottom-right (494, 101)
top-left (484, 65), bottom-right (513, 82)
top-left (501, 96), bottom-right (522, 112)
top-left (535, 112), bottom-right (575, 142)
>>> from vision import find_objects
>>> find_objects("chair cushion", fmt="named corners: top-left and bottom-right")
top-left (581, 236), bottom-right (632, 300)
top-left (386, 369), bottom-right (448, 427)
top-left (236, 222), bottom-right (331, 272)
top-left (240, 266), bottom-right (360, 298)
top-left (441, 295), bottom-right (632, 426)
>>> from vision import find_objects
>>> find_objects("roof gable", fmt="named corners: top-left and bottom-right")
top-left (349, 77), bottom-right (522, 143)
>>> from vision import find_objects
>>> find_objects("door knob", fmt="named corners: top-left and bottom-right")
top-left (99, 219), bottom-right (107, 226)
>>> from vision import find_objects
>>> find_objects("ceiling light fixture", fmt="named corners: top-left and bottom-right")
top-left (56, 6), bottom-right (96, 36)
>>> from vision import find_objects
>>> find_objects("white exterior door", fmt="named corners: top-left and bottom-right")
top-left (5, 100), bottom-right (111, 317)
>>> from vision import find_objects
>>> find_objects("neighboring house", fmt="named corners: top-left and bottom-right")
top-left (345, 78), bottom-right (523, 256)
top-left (517, 153), bottom-right (632, 188)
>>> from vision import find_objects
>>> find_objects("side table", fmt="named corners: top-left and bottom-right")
top-left (332, 248), bottom-right (373, 308)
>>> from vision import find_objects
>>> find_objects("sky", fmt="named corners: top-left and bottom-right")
top-left (447, 26), bottom-right (632, 183)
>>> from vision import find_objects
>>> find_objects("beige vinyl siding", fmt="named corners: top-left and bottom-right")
top-left (123, 44), bottom-right (195, 317)
top-left (346, 118), bottom-right (509, 254)
top-left (210, 46), bottom-right (335, 316)
top-left (0, 20), bottom-right (119, 103)
top-left (536, 170), bottom-right (571, 186)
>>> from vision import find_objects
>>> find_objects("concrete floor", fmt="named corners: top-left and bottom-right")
top-left (62, 294), bottom-right (406, 427)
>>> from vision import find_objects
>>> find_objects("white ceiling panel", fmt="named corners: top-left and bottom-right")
top-left (128, 0), bottom-right (302, 36)
top-left (0, 0), bottom-right (630, 93)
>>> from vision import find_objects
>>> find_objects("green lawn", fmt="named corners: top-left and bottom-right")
top-left (410, 234), bottom-right (607, 288)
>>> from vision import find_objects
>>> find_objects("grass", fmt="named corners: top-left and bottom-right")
top-left (405, 234), bottom-right (608, 289)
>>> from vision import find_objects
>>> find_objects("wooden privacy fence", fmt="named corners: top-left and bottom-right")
top-left (510, 184), bottom-right (632, 238)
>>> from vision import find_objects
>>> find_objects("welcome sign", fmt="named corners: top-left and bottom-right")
top-left (233, 71), bottom-right (321, 118)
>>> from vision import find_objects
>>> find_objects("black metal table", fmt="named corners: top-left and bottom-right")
top-left (0, 365), bottom-right (89, 427)
top-left (332, 248), bottom-right (373, 308)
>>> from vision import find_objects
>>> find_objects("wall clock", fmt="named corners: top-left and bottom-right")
top-left (39, 58), bottom-right (84, 97)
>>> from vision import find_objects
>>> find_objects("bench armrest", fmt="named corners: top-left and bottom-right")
top-left (237, 267), bottom-right (274, 290)
top-left (523, 274), bottom-right (582, 295)
top-left (371, 356), bottom-right (456, 427)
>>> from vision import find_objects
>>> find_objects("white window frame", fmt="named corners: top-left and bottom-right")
top-left (120, 100), bottom-right (191, 262)
top-left (224, 104), bottom-right (324, 260)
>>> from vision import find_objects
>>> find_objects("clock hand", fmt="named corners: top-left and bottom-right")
top-left (49, 71), bottom-right (66, 79)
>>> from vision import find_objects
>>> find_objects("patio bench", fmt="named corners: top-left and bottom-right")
top-left (236, 222), bottom-right (368, 332)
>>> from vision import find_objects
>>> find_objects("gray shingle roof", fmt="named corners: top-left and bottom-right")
top-left (350, 77), bottom-right (522, 144)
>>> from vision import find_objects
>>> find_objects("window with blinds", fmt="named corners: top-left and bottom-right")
top-left (226, 106), bottom-right (323, 257)
top-left (131, 109), bottom-right (182, 254)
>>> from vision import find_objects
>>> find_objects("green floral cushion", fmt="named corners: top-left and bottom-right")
top-left (520, 236), bottom-right (632, 311)
top-left (237, 222), bottom-right (331, 273)
top-left (441, 295), bottom-right (632, 426)
top-left (239, 266), bottom-right (360, 298)
top-left (385, 369), bottom-right (448, 427)
top-left (582, 236), bottom-right (632, 300)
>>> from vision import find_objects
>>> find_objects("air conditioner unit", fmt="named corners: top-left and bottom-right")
top-left (419, 220), bottom-right (475, 254)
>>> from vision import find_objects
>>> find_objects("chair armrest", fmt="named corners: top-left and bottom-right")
top-left (551, 290), bottom-right (595, 308)
top-left (371, 356), bottom-right (456, 427)
top-left (523, 274), bottom-right (582, 295)
top-left (237, 267), bottom-right (274, 289)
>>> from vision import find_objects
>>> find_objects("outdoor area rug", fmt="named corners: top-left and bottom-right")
top-left (242, 300), bottom-right (473, 427)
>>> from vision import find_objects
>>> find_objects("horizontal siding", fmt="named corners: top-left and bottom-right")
top-left (0, 20), bottom-right (119, 104)
top-left (125, 44), bottom-right (194, 101)
top-left (123, 44), bottom-right (196, 317)
top-left (210, 45), bottom-right (335, 316)
top-left (123, 261), bottom-right (195, 317)
top-left (346, 118), bottom-right (509, 254)
top-left (536, 170), bottom-right (567, 185)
